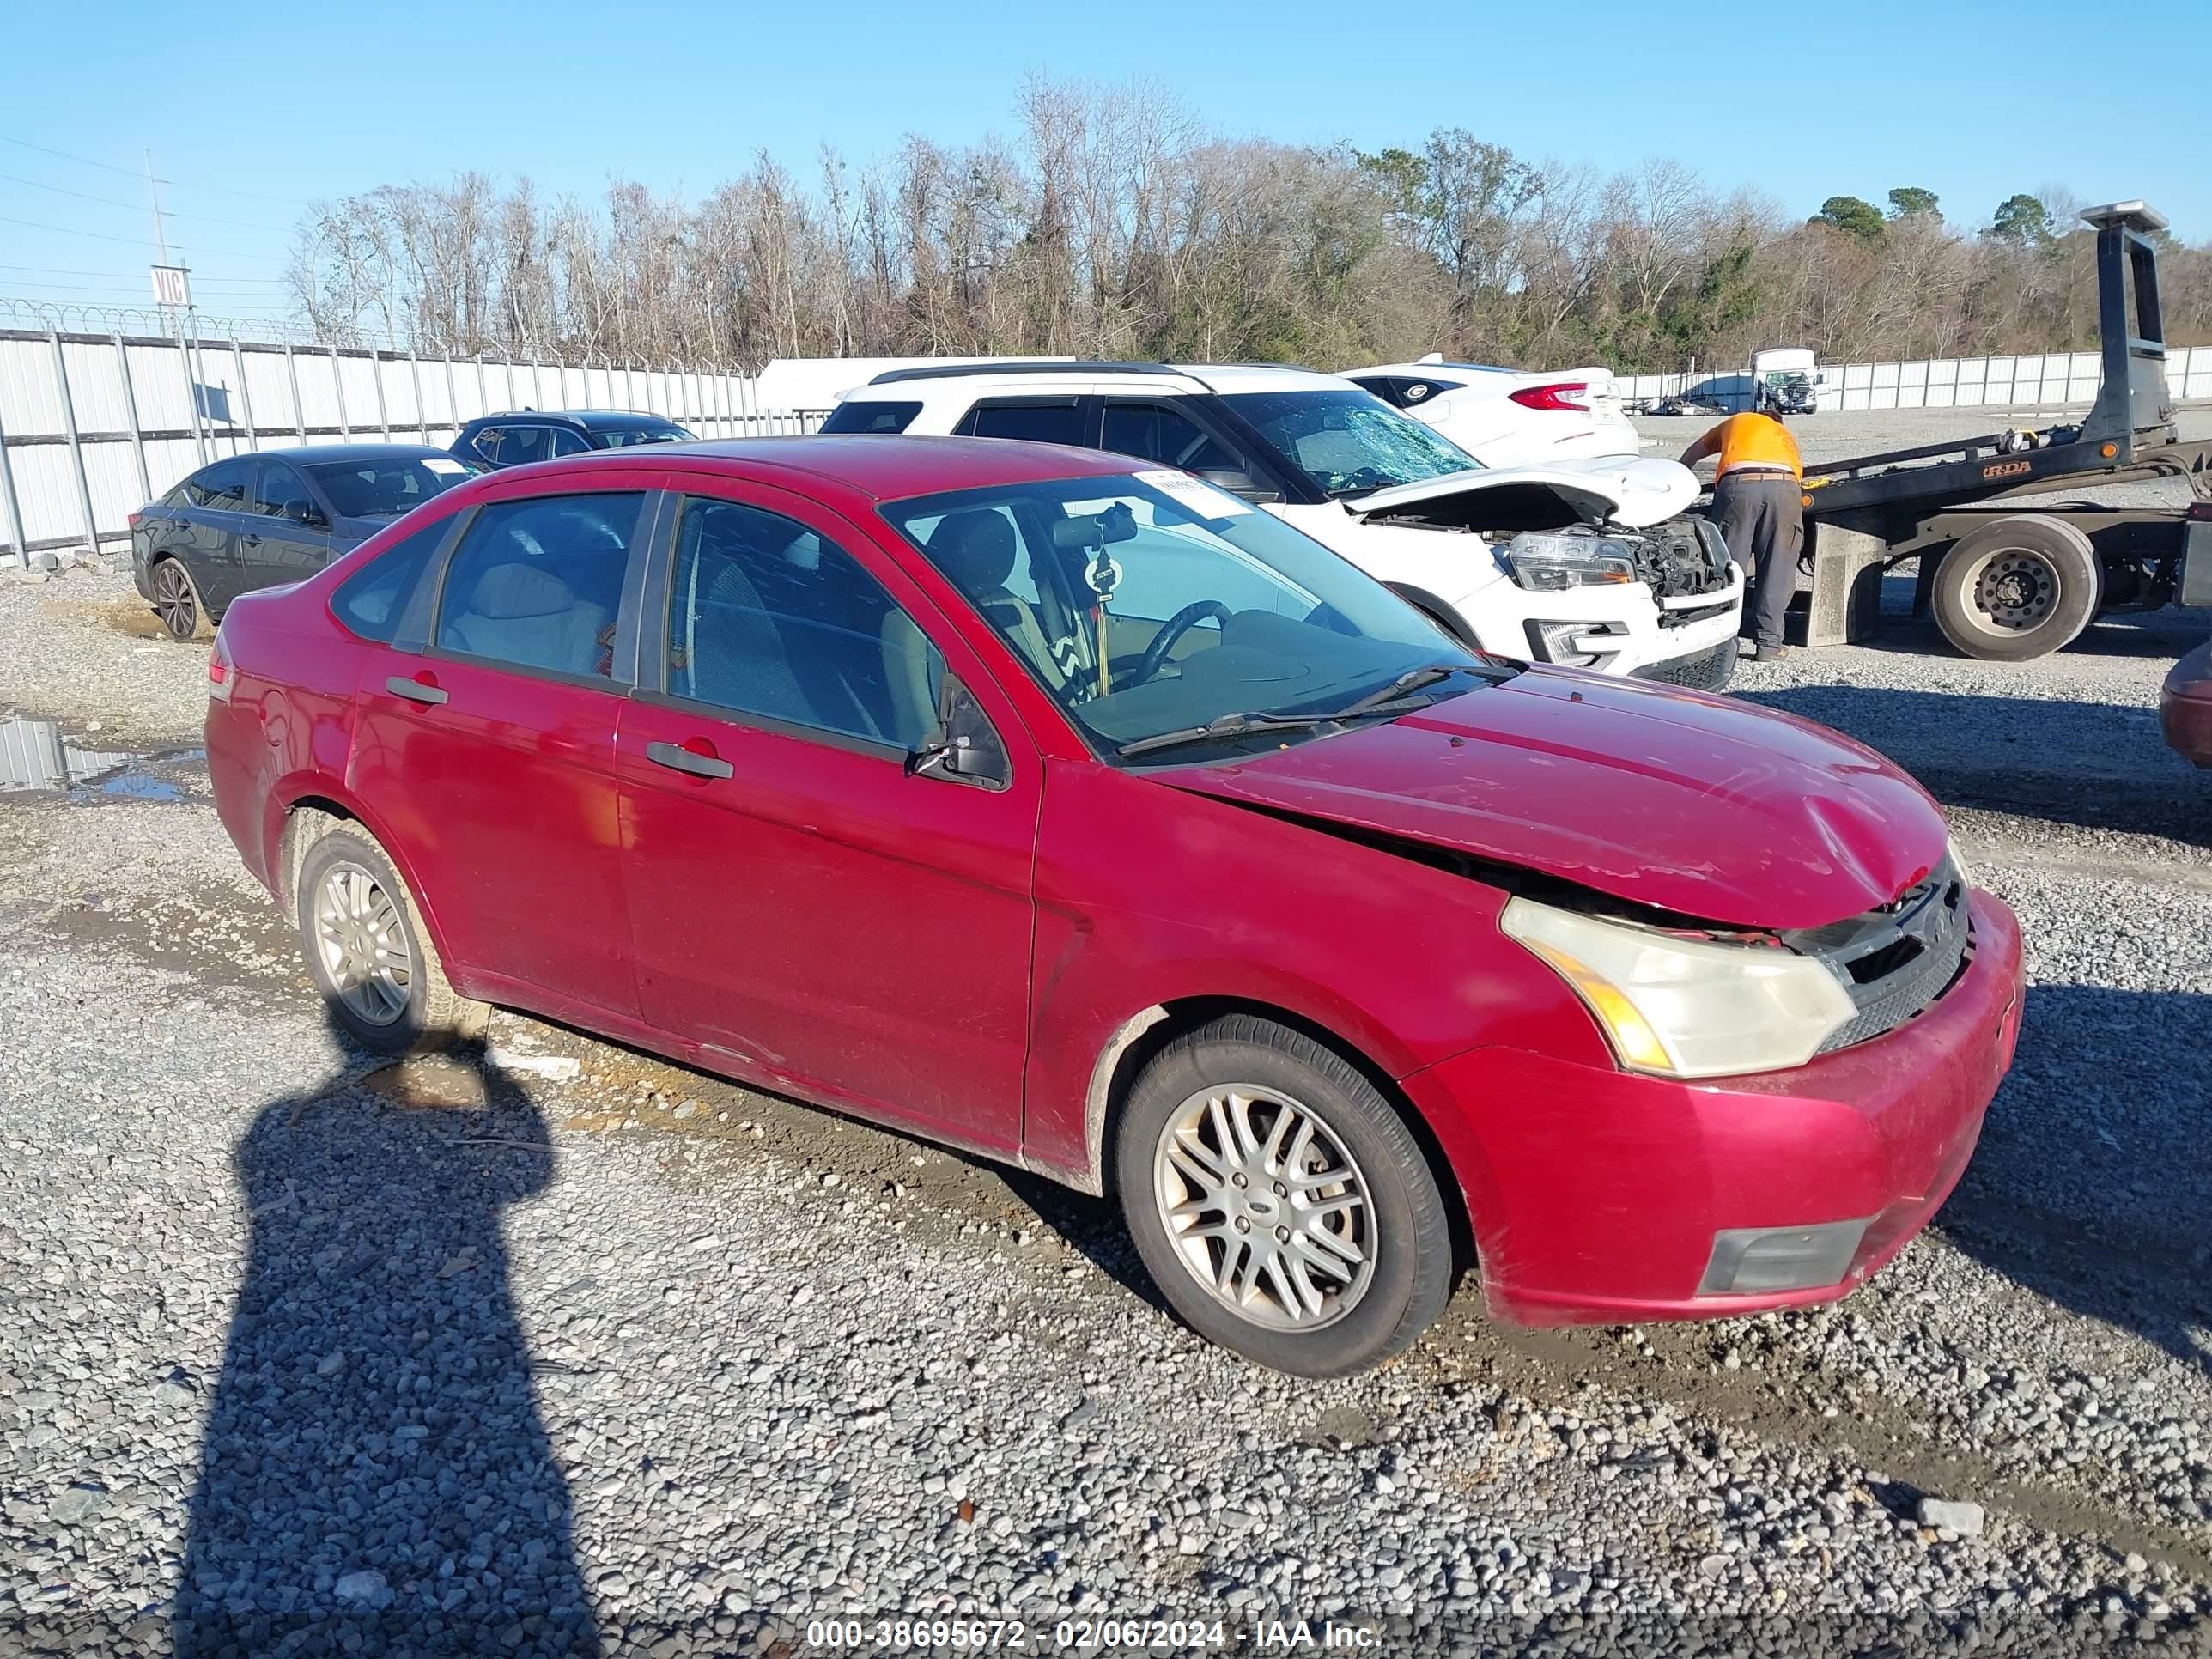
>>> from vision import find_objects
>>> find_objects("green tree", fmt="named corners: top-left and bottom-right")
top-left (1810, 195), bottom-right (1887, 240)
top-left (1990, 193), bottom-right (2052, 243)
top-left (1887, 186), bottom-right (1940, 219)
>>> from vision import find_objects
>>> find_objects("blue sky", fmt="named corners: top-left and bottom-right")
top-left (4, 0), bottom-right (2207, 328)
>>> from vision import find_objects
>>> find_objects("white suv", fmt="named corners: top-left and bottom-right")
top-left (819, 362), bottom-right (1745, 688)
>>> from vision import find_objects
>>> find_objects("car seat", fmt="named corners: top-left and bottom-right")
top-left (446, 562), bottom-right (610, 676)
top-left (925, 511), bottom-right (1064, 689)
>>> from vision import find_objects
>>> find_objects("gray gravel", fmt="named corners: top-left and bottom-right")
top-left (3, 440), bottom-right (2211, 1656)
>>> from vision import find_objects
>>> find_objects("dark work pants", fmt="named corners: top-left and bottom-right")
top-left (1712, 472), bottom-right (1803, 648)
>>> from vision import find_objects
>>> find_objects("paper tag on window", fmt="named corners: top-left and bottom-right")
top-left (1136, 468), bottom-right (1251, 517)
top-left (423, 458), bottom-right (469, 476)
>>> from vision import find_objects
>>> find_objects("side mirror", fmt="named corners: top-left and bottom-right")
top-left (1195, 468), bottom-right (1282, 505)
top-left (904, 672), bottom-right (1011, 790)
top-left (286, 501), bottom-right (325, 528)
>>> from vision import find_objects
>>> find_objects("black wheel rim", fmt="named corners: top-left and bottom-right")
top-left (153, 562), bottom-right (197, 639)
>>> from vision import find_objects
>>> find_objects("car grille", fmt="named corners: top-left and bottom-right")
top-left (1788, 857), bottom-right (1972, 1054)
top-left (1631, 637), bottom-right (1738, 692)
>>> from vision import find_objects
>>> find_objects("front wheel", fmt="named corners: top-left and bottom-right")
top-left (1115, 1014), bottom-right (1454, 1376)
top-left (1930, 515), bottom-right (2101, 661)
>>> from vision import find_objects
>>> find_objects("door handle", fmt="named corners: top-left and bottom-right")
top-left (646, 740), bottom-right (733, 780)
top-left (241, 533), bottom-right (262, 547)
top-left (386, 675), bottom-right (447, 706)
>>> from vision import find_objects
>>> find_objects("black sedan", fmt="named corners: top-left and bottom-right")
top-left (131, 445), bottom-right (480, 641)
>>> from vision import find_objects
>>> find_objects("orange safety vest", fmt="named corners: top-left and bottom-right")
top-left (1710, 413), bottom-right (1802, 481)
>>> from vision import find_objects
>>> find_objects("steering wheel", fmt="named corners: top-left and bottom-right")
top-left (1133, 600), bottom-right (1234, 685)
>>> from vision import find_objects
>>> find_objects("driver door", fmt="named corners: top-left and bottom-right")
top-left (615, 481), bottom-right (1042, 1153)
top-left (244, 459), bottom-right (335, 585)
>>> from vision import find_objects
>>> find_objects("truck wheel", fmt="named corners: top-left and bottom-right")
top-left (1930, 515), bottom-right (2101, 661)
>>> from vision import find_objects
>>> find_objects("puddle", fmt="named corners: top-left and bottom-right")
top-left (0, 718), bottom-right (203, 803)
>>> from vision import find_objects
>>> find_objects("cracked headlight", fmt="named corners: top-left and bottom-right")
top-left (1501, 532), bottom-right (1638, 592)
top-left (1501, 896), bottom-right (1856, 1078)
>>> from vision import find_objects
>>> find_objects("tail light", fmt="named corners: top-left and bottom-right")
top-left (1510, 381), bottom-right (1592, 413)
top-left (2186, 501), bottom-right (2212, 521)
top-left (207, 630), bottom-right (234, 703)
top-left (127, 510), bottom-right (144, 532)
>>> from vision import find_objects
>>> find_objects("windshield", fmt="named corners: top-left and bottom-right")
top-left (882, 470), bottom-right (1483, 764)
top-left (592, 423), bottom-right (690, 449)
top-left (1219, 388), bottom-right (1481, 498)
top-left (306, 455), bottom-right (477, 519)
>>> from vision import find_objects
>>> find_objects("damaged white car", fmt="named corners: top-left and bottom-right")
top-left (819, 362), bottom-right (1744, 688)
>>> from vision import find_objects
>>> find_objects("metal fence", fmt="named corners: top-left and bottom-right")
top-left (1613, 344), bottom-right (2212, 414)
top-left (0, 323), bottom-right (825, 562)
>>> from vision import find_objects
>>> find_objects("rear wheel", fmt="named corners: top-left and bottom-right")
top-left (295, 827), bottom-right (488, 1053)
top-left (150, 556), bottom-right (210, 642)
top-left (1930, 515), bottom-right (2101, 661)
top-left (1115, 1014), bottom-right (1453, 1376)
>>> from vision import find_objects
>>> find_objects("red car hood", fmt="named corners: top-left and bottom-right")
top-left (1156, 669), bottom-right (1949, 930)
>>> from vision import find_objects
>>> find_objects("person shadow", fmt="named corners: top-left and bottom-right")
top-left (172, 1010), bottom-right (600, 1658)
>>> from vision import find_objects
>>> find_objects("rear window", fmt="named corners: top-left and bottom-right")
top-left (590, 423), bottom-right (690, 448)
top-left (331, 519), bottom-right (450, 643)
top-left (307, 456), bottom-right (476, 519)
top-left (819, 401), bottom-right (922, 435)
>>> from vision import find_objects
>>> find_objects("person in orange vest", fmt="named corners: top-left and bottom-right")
top-left (1679, 410), bottom-right (1803, 662)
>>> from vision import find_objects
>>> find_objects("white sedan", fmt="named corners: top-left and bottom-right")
top-left (1346, 356), bottom-right (1643, 467)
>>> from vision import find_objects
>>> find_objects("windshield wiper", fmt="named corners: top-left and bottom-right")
top-left (1115, 666), bottom-right (1499, 761)
top-left (1116, 710), bottom-right (1348, 760)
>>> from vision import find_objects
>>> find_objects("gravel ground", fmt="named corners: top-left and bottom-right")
top-left (3, 418), bottom-right (2211, 1659)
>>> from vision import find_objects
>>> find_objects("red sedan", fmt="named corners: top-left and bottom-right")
top-left (2163, 636), bottom-right (2212, 767)
top-left (205, 437), bottom-right (2023, 1376)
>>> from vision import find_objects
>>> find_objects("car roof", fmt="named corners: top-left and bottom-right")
top-left (467, 409), bottom-right (684, 428)
top-left (228, 443), bottom-right (453, 465)
top-left (474, 434), bottom-right (1148, 501)
top-left (1352, 362), bottom-right (1517, 377)
top-left (847, 361), bottom-right (1352, 398)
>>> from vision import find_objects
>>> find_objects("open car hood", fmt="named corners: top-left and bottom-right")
top-left (1155, 670), bottom-right (1949, 930)
top-left (1346, 456), bottom-right (1697, 531)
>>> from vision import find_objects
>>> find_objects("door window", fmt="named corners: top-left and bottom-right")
top-left (434, 492), bottom-right (645, 678)
top-left (187, 459), bottom-right (250, 511)
top-left (665, 496), bottom-right (938, 750)
top-left (1099, 402), bottom-right (1241, 473)
top-left (250, 461), bottom-right (316, 520)
top-left (472, 424), bottom-right (554, 466)
top-left (959, 400), bottom-right (1086, 446)
top-left (548, 428), bottom-right (592, 457)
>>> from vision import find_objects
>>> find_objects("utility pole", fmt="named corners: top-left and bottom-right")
top-left (148, 152), bottom-right (207, 462)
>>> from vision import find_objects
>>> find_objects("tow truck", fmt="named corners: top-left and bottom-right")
top-left (1799, 201), bottom-right (2212, 662)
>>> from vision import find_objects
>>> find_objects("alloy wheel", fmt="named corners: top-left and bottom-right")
top-left (312, 861), bottom-right (413, 1026)
top-left (152, 562), bottom-right (198, 641)
top-left (1152, 1085), bottom-right (1375, 1330)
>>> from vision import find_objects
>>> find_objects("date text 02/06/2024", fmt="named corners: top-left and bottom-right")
top-left (802, 1617), bottom-right (1384, 1650)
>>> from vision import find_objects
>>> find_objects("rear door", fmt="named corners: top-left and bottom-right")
top-left (177, 457), bottom-right (255, 606)
top-left (615, 481), bottom-right (1039, 1150)
top-left (244, 459), bottom-right (335, 587)
top-left (347, 478), bottom-right (660, 1024)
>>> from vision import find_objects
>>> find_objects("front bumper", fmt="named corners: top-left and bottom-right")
top-left (1401, 890), bottom-right (2024, 1324)
top-left (2161, 638), bottom-right (2212, 767)
top-left (1459, 563), bottom-right (1745, 682)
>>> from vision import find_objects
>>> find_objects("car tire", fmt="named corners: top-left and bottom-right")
top-left (295, 827), bottom-right (489, 1054)
top-left (1930, 515), bottom-right (2101, 662)
top-left (149, 556), bottom-right (211, 642)
top-left (1114, 1014), bottom-right (1454, 1376)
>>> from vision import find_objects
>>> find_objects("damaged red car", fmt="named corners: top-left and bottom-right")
top-left (206, 437), bottom-right (2023, 1376)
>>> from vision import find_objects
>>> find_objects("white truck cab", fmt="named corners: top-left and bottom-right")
top-left (1751, 348), bottom-right (1829, 415)
top-left (820, 362), bottom-right (1746, 689)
